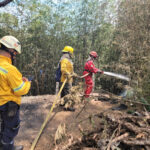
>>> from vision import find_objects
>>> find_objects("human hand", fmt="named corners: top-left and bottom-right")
top-left (72, 72), bottom-right (78, 77)
top-left (22, 77), bottom-right (29, 82)
top-left (64, 73), bottom-right (72, 79)
top-left (100, 70), bottom-right (104, 74)
top-left (98, 70), bottom-right (104, 74)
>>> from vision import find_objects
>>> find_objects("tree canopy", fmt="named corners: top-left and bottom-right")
top-left (0, 0), bottom-right (150, 105)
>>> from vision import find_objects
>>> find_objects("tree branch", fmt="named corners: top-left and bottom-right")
top-left (0, 0), bottom-right (13, 7)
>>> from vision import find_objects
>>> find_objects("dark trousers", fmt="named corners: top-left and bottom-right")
top-left (0, 102), bottom-right (20, 150)
top-left (60, 82), bottom-right (69, 98)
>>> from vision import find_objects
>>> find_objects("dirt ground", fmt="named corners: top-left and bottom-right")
top-left (15, 94), bottom-right (128, 150)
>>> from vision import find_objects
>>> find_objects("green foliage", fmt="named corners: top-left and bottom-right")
top-left (113, 0), bottom-right (150, 103)
top-left (0, 0), bottom-right (149, 105)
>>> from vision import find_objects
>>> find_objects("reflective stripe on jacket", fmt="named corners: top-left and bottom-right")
top-left (0, 55), bottom-right (31, 105)
top-left (60, 56), bottom-right (73, 83)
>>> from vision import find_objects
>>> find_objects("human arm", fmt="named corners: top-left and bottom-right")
top-left (97, 70), bottom-right (104, 74)
top-left (7, 66), bottom-right (31, 96)
top-left (87, 60), bottom-right (100, 73)
top-left (72, 72), bottom-right (79, 77)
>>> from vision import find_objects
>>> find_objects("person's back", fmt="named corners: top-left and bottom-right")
top-left (60, 53), bottom-right (73, 84)
top-left (57, 46), bottom-right (76, 112)
top-left (0, 35), bottom-right (31, 150)
top-left (55, 52), bottom-right (73, 95)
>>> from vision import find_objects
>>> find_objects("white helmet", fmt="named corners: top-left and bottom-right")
top-left (0, 35), bottom-right (21, 54)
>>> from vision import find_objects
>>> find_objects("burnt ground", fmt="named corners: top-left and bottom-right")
top-left (14, 94), bottom-right (149, 150)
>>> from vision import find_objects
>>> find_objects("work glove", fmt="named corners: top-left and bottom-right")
top-left (22, 77), bottom-right (29, 82)
top-left (64, 73), bottom-right (72, 79)
top-left (72, 72), bottom-right (78, 77)
top-left (98, 70), bottom-right (104, 74)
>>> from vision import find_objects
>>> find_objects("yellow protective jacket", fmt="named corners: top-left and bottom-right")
top-left (0, 55), bottom-right (31, 106)
top-left (60, 54), bottom-right (73, 83)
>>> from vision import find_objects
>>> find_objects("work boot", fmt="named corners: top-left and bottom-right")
top-left (0, 145), bottom-right (2, 150)
top-left (0, 139), bottom-right (3, 150)
top-left (2, 142), bottom-right (23, 150)
top-left (112, 104), bottom-right (128, 111)
top-left (12, 145), bottom-right (23, 150)
top-left (0, 140), bottom-right (2, 148)
top-left (64, 107), bottom-right (75, 112)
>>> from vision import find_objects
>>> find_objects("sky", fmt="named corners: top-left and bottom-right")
top-left (0, 1), bottom-right (17, 14)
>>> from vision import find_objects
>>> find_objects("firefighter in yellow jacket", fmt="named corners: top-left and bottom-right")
top-left (0, 36), bottom-right (31, 150)
top-left (58, 46), bottom-right (77, 111)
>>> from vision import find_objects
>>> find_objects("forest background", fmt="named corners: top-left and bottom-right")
top-left (0, 0), bottom-right (150, 105)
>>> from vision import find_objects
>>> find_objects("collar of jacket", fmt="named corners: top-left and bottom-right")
top-left (61, 53), bottom-right (70, 59)
top-left (86, 56), bottom-right (93, 62)
top-left (61, 53), bottom-right (73, 63)
top-left (0, 55), bottom-right (12, 64)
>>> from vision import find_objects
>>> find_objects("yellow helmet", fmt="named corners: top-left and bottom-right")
top-left (0, 35), bottom-right (21, 54)
top-left (62, 46), bottom-right (74, 55)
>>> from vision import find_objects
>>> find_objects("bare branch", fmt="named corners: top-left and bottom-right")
top-left (0, 0), bottom-right (13, 7)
